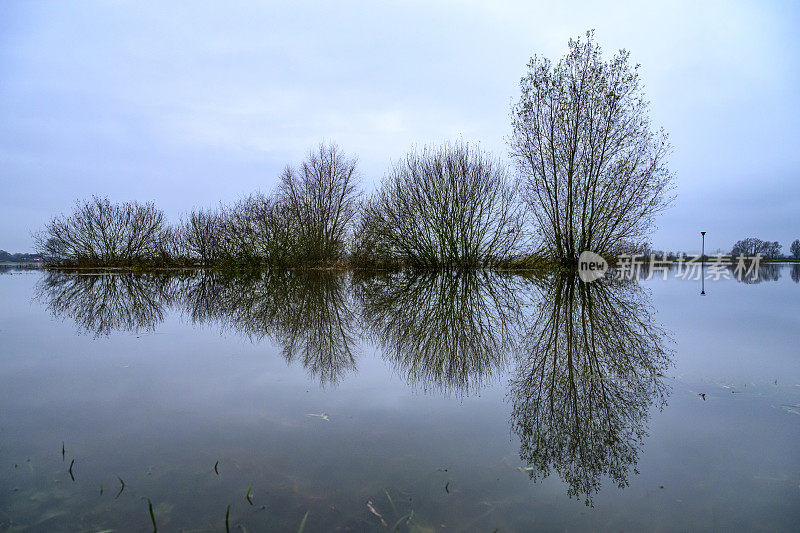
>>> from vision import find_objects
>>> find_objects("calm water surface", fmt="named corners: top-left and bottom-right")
top-left (0, 265), bottom-right (798, 531)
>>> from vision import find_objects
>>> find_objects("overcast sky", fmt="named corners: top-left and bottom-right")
top-left (1, 0), bottom-right (798, 253)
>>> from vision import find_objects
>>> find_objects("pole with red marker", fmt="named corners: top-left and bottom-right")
top-left (701, 231), bottom-right (706, 295)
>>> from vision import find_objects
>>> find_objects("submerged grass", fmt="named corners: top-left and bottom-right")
top-left (392, 509), bottom-right (414, 531)
top-left (297, 511), bottom-right (309, 533)
top-left (384, 489), bottom-right (398, 517)
top-left (115, 476), bottom-right (125, 499)
top-left (147, 498), bottom-right (157, 532)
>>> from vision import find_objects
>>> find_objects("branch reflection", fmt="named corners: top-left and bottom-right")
top-left (184, 271), bottom-right (359, 386)
top-left (36, 271), bottom-right (175, 337)
top-left (510, 274), bottom-right (672, 505)
top-left (732, 263), bottom-right (783, 283)
top-left (36, 269), bottom-right (675, 503)
top-left (356, 270), bottom-right (527, 395)
top-left (37, 271), bottom-right (359, 385)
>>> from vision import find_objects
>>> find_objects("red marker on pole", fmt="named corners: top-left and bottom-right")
top-left (701, 231), bottom-right (706, 261)
top-left (701, 231), bottom-right (706, 295)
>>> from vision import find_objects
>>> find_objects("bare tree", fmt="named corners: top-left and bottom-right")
top-left (34, 196), bottom-right (167, 266)
top-left (765, 241), bottom-right (782, 260)
top-left (510, 31), bottom-right (674, 265)
top-left (213, 193), bottom-right (300, 267)
top-left (360, 141), bottom-right (526, 268)
top-left (731, 237), bottom-right (761, 257)
top-left (278, 142), bottom-right (360, 264)
top-left (790, 239), bottom-right (800, 260)
top-left (730, 237), bottom-right (780, 258)
top-left (156, 224), bottom-right (187, 265)
top-left (179, 207), bottom-right (223, 265)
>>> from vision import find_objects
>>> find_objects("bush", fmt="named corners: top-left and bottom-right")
top-left (358, 141), bottom-right (525, 268)
top-left (35, 196), bottom-right (167, 266)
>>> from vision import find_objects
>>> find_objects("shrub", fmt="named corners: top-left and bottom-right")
top-left (35, 196), bottom-right (167, 266)
top-left (360, 141), bottom-right (525, 268)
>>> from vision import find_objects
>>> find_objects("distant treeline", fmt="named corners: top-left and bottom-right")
top-left (729, 238), bottom-right (799, 260)
top-left (35, 142), bottom-right (535, 270)
top-left (0, 250), bottom-right (44, 263)
top-left (647, 237), bottom-right (800, 261)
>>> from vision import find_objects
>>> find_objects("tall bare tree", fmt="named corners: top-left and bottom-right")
top-left (510, 31), bottom-right (674, 265)
top-left (764, 241), bottom-right (782, 259)
top-left (278, 142), bottom-right (360, 264)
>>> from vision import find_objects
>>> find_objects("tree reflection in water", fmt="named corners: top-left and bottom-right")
top-left (510, 273), bottom-right (672, 505)
top-left (37, 270), bottom-right (359, 385)
top-left (732, 263), bottom-right (782, 283)
top-left (186, 271), bottom-right (360, 386)
top-left (36, 271), bottom-right (176, 337)
top-left (37, 269), bottom-right (673, 503)
top-left (355, 270), bottom-right (528, 395)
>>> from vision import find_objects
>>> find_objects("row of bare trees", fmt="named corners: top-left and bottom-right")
top-left (36, 32), bottom-right (677, 269)
top-left (36, 141), bottom-right (531, 269)
top-left (36, 143), bottom-right (363, 268)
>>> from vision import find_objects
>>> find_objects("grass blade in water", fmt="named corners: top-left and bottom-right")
top-left (384, 489), bottom-right (398, 517)
top-left (297, 511), bottom-right (309, 533)
top-left (392, 509), bottom-right (414, 531)
top-left (148, 498), bottom-right (157, 532)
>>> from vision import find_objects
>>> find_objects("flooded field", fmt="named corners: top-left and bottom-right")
top-left (1, 265), bottom-right (798, 531)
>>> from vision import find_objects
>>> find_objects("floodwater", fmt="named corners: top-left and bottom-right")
top-left (1, 264), bottom-right (798, 531)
